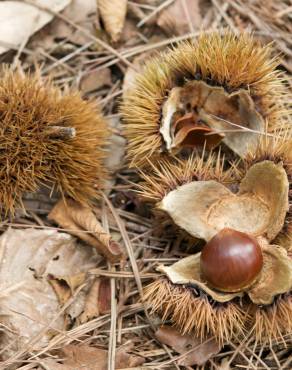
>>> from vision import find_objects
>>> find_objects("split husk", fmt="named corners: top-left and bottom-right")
top-left (160, 80), bottom-right (265, 157)
top-left (122, 31), bottom-right (289, 167)
top-left (144, 277), bottom-right (250, 344)
top-left (144, 245), bottom-right (292, 343)
top-left (144, 153), bottom-right (292, 344)
top-left (159, 160), bottom-right (289, 241)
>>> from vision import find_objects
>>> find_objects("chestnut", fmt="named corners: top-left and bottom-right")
top-left (200, 228), bottom-right (263, 292)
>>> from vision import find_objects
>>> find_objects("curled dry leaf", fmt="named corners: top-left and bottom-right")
top-left (105, 116), bottom-right (126, 175)
top-left (155, 326), bottom-right (220, 366)
top-left (52, 0), bottom-right (97, 44)
top-left (97, 0), bottom-right (127, 42)
top-left (160, 161), bottom-right (289, 241)
top-left (78, 277), bottom-right (111, 324)
top-left (157, 0), bottom-right (202, 35)
top-left (160, 81), bottom-right (265, 157)
top-left (0, 0), bottom-right (71, 54)
top-left (52, 342), bottom-right (145, 370)
top-left (48, 198), bottom-right (124, 262)
top-left (48, 272), bottom-right (86, 306)
top-left (80, 68), bottom-right (112, 95)
top-left (0, 228), bottom-right (99, 359)
top-left (123, 52), bottom-right (156, 97)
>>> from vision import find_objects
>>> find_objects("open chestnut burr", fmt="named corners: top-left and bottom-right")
top-left (122, 31), bottom-right (289, 168)
top-left (143, 137), bottom-right (292, 345)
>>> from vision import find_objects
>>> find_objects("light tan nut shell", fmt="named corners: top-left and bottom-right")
top-left (248, 245), bottom-right (292, 305)
top-left (239, 161), bottom-right (289, 241)
top-left (159, 161), bottom-right (289, 241)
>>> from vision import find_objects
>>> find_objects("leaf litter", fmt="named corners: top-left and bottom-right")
top-left (0, 0), bottom-right (291, 369)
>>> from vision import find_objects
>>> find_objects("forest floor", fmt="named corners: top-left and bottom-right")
top-left (0, 1), bottom-right (291, 369)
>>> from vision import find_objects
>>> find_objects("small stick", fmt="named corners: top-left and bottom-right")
top-left (44, 126), bottom-right (76, 140)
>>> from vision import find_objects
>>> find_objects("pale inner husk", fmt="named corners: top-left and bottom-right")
top-left (158, 254), bottom-right (243, 303)
top-left (159, 161), bottom-right (289, 242)
top-left (160, 80), bottom-right (265, 157)
top-left (239, 161), bottom-right (289, 241)
top-left (159, 181), bottom-right (232, 241)
top-left (158, 246), bottom-right (292, 305)
top-left (248, 245), bottom-right (292, 305)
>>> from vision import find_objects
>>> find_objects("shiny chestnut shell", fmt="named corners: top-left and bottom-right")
top-left (200, 228), bottom-right (263, 292)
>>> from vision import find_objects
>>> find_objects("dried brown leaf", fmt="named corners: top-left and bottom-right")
top-left (55, 343), bottom-right (145, 370)
top-left (48, 198), bottom-right (124, 262)
top-left (0, 0), bottom-right (71, 54)
top-left (123, 53), bottom-right (153, 96)
top-left (48, 272), bottom-right (86, 306)
top-left (157, 0), bottom-right (202, 36)
top-left (78, 277), bottom-right (111, 324)
top-left (49, 277), bottom-right (72, 306)
top-left (0, 228), bottom-right (98, 359)
top-left (155, 325), bottom-right (220, 366)
top-left (98, 277), bottom-right (111, 314)
top-left (80, 68), bottom-right (112, 94)
top-left (106, 117), bottom-right (126, 174)
top-left (52, 0), bottom-right (97, 43)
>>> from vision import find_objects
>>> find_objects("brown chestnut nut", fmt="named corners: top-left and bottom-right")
top-left (200, 228), bottom-right (263, 292)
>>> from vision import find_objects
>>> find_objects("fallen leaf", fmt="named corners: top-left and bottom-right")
top-left (0, 228), bottom-right (99, 359)
top-left (97, 0), bottom-right (128, 42)
top-left (48, 198), bottom-right (124, 263)
top-left (48, 272), bottom-right (86, 306)
top-left (157, 0), bottom-right (202, 36)
top-left (55, 343), bottom-right (145, 370)
top-left (49, 276), bottom-right (72, 306)
top-left (123, 52), bottom-right (154, 96)
top-left (0, 0), bottom-right (71, 54)
top-left (155, 326), bottom-right (221, 366)
top-left (53, 0), bottom-right (98, 44)
top-left (62, 0), bottom-right (96, 22)
top-left (37, 359), bottom-right (69, 370)
top-left (80, 68), bottom-right (112, 94)
top-left (119, 17), bottom-right (143, 47)
top-left (106, 116), bottom-right (126, 174)
top-left (78, 277), bottom-right (111, 324)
